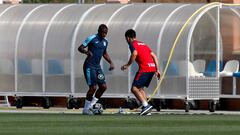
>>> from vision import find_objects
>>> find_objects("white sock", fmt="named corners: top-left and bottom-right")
top-left (90, 97), bottom-right (99, 107)
top-left (84, 100), bottom-right (91, 110)
top-left (142, 101), bottom-right (148, 107)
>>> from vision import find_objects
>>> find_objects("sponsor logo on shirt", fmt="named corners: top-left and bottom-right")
top-left (147, 63), bottom-right (156, 67)
top-left (137, 42), bottom-right (146, 46)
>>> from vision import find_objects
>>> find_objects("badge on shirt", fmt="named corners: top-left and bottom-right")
top-left (103, 41), bottom-right (106, 46)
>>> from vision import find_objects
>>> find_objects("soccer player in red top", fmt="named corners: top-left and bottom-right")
top-left (121, 29), bottom-right (160, 115)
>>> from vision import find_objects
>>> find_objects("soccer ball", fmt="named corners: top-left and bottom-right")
top-left (92, 103), bottom-right (103, 115)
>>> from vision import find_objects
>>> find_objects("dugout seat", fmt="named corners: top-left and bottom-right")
top-left (204, 60), bottom-right (223, 77)
top-left (179, 61), bottom-right (204, 77)
top-left (220, 60), bottom-right (239, 77)
top-left (193, 59), bottom-right (206, 73)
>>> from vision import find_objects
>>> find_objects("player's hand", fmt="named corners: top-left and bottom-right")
top-left (121, 65), bottom-right (128, 71)
top-left (155, 71), bottom-right (161, 80)
top-left (109, 63), bottom-right (115, 71)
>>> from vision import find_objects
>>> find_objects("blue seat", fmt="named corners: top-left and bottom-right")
top-left (233, 72), bottom-right (240, 78)
top-left (18, 59), bottom-right (32, 74)
top-left (163, 61), bottom-right (179, 76)
top-left (204, 60), bottom-right (223, 77)
top-left (47, 59), bottom-right (64, 75)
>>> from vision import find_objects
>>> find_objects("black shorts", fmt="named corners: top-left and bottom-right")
top-left (83, 63), bottom-right (106, 86)
top-left (132, 72), bottom-right (155, 88)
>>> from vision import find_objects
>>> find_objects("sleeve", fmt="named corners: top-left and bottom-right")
top-left (82, 35), bottom-right (96, 47)
top-left (129, 42), bottom-right (136, 53)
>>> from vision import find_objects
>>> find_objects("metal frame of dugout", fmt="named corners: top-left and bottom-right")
top-left (0, 3), bottom-right (237, 111)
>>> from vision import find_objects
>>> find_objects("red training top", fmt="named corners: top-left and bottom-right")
top-left (129, 40), bottom-right (157, 72)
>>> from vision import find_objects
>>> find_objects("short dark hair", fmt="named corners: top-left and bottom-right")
top-left (125, 29), bottom-right (136, 38)
top-left (98, 24), bottom-right (108, 33)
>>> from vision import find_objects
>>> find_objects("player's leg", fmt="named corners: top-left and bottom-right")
top-left (82, 64), bottom-right (97, 114)
top-left (138, 88), bottom-right (153, 115)
top-left (139, 88), bottom-right (147, 101)
top-left (88, 83), bottom-right (107, 108)
top-left (140, 72), bottom-right (155, 115)
top-left (132, 72), bottom-right (153, 115)
top-left (89, 68), bottom-right (107, 107)
top-left (133, 72), bottom-right (154, 115)
top-left (132, 72), bottom-right (149, 103)
top-left (141, 71), bottom-right (154, 103)
top-left (131, 86), bottom-right (146, 105)
top-left (83, 85), bottom-right (97, 113)
top-left (131, 86), bottom-right (152, 115)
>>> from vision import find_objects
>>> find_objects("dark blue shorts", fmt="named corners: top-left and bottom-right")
top-left (132, 72), bottom-right (155, 88)
top-left (83, 63), bottom-right (106, 86)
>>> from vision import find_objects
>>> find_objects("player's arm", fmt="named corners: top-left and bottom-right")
top-left (78, 35), bottom-right (95, 56)
top-left (103, 51), bottom-right (114, 71)
top-left (150, 52), bottom-right (161, 79)
top-left (121, 50), bottom-right (137, 71)
top-left (78, 45), bottom-right (92, 56)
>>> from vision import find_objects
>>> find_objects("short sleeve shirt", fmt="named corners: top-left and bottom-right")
top-left (82, 34), bottom-right (108, 68)
top-left (129, 40), bottom-right (157, 72)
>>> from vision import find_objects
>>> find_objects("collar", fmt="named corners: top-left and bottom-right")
top-left (96, 33), bottom-right (105, 40)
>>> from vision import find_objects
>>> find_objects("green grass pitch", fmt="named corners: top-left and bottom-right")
top-left (0, 113), bottom-right (240, 135)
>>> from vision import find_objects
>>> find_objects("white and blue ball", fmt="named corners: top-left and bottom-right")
top-left (92, 103), bottom-right (103, 115)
